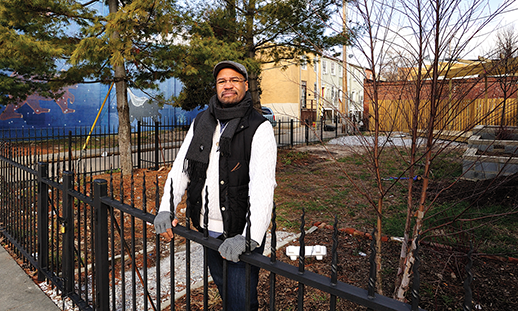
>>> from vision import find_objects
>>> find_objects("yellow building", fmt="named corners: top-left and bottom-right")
top-left (260, 57), bottom-right (320, 123)
top-left (260, 53), bottom-right (371, 127)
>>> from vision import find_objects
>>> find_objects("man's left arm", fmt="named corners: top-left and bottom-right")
top-left (247, 121), bottom-right (277, 245)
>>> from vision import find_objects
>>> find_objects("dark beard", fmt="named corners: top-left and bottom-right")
top-left (218, 92), bottom-right (244, 107)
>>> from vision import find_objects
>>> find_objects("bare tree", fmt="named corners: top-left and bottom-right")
top-left (344, 0), bottom-right (516, 302)
top-left (490, 27), bottom-right (518, 137)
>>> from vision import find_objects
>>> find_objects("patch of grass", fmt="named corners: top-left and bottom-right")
top-left (305, 200), bottom-right (326, 212)
top-left (384, 211), bottom-right (407, 237)
top-left (424, 202), bottom-right (518, 255)
top-left (280, 201), bottom-right (304, 213)
top-left (440, 294), bottom-right (455, 307)
top-left (311, 293), bottom-right (328, 303)
top-left (280, 151), bottom-right (310, 165)
top-left (358, 172), bottom-right (370, 181)
top-left (381, 266), bottom-right (396, 278)
top-left (430, 152), bottom-right (463, 180)
top-left (105, 168), bottom-right (122, 174)
top-left (276, 214), bottom-right (300, 231)
top-left (277, 145), bottom-right (518, 256)
top-left (338, 156), bottom-right (364, 166)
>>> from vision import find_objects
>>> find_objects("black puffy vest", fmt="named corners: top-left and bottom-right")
top-left (187, 107), bottom-right (266, 238)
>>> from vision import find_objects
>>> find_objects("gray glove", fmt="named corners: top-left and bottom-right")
top-left (154, 211), bottom-right (173, 234)
top-left (218, 235), bottom-right (258, 262)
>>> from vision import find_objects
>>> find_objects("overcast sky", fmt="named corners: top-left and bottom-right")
top-left (465, 0), bottom-right (518, 58)
top-left (338, 0), bottom-right (518, 68)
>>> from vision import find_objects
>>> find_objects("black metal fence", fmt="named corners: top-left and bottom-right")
top-left (0, 119), bottom-right (191, 176)
top-left (0, 116), bottom-right (449, 311)
top-left (0, 116), bottom-right (347, 176)
top-left (0, 158), bottom-right (423, 311)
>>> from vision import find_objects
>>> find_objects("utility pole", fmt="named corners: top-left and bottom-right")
top-left (342, 0), bottom-right (348, 127)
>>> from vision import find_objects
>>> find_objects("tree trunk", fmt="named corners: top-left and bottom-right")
top-left (396, 2), bottom-right (442, 298)
top-left (115, 70), bottom-right (132, 176)
top-left (244, 0), bottom-right (261, 110)
top-left (394, 9), bottom-right (425, 295)
top-left (248, 70), bottom-right (261, 110)
top-left (108, 0), bottom-right (133, 176)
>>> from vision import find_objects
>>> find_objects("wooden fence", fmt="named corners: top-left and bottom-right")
top-left (364, 77), bottom-right (518, 133)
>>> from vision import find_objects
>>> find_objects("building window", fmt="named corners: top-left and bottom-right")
top-left (339, 65), bottom-right (343, 78)
top-left (331, 62), bottom-right (336, 75)
top-left (301, 81), bottom-right (307, 109)
top-left (322, 60), bottom-right (328, 74)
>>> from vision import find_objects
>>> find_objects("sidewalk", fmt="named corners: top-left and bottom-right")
top-left (0, 245), bottom-right (60, 311)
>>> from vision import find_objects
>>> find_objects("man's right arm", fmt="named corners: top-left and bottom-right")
top-left (154, 120), bottom-right (195, 239)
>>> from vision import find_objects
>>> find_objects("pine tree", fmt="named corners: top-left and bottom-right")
top-left (0, 0), bottom-right (184, 175)
top-left (174, 0), bottom-right (352, 110)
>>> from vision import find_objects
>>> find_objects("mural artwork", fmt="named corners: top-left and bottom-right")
top-left (0, 86), bottom-right (77, 121)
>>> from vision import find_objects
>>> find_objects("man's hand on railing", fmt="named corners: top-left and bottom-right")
top-left (218, 235), bottom-right (258, 262)
top-left (154, 211), bottom-right (178, 242)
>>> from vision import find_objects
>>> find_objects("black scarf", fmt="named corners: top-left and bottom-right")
top-left (185, 91), bottom-right (252, 181)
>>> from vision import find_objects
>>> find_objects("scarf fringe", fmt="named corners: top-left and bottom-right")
top-left (185, 159), bottom-right (208, 181)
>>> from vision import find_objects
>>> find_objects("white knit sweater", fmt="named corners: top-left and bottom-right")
top-left (158, 119), bottom-right (277, 245)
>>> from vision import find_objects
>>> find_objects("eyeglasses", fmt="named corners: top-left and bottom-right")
top-left (216, 78), bottom-right (246, 86)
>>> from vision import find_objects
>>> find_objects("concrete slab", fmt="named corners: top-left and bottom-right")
top-left (0, 245), bottom-right (60, 311)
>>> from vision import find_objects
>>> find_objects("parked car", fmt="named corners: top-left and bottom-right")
top-left (261, 107), bottom-right (277, 127)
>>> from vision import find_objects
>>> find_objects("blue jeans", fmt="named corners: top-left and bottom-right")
top-left (206, 240), bottom-right (264, 311)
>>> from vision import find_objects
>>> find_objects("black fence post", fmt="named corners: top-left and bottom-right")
top-left (269, 202), bottom-right (277, 310)
top-left (155, 121), bottom-right (159, 170)
top-left (137, 121), bottom-right (141, 169)
top-left (335, 115), bottom-right (338, 138)
top-left (320, 118), bottom-right (324, 140)
top-left (330, 215), bottom-right (339, 310)
top-left (68, 131), bottom-right (73, 172)
top-left (278, 118), bottom-right (282, 146)
top-left (94, 179), bottom-right (109, 311)
top-left (411, 235), bottom-right (421, 311)
top-left (305, 119), bottom-right (309, 145)
top-left (37, 162), bottom-right (49, 282)
top-left (62, 171), bottom-right (75, 296)
top-left (290, 119), bottom-right (294, 148)
top-left (297, 208), bottom-right (306, 310)
top-left (368, 229), bottom-right (377, 299)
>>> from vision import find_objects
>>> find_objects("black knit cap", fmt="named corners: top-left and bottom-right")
top-left (213, 61), bottom-right (248, 81)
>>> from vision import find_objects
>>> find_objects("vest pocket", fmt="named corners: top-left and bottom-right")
top-left (227, 159), bottom-right (249, 185)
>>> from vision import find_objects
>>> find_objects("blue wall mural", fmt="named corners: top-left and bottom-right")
top-left (0, 78), bottom-right (201, 132)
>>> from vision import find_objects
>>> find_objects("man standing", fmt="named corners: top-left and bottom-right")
top-left (154, 61), bottom-right (277, 310)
